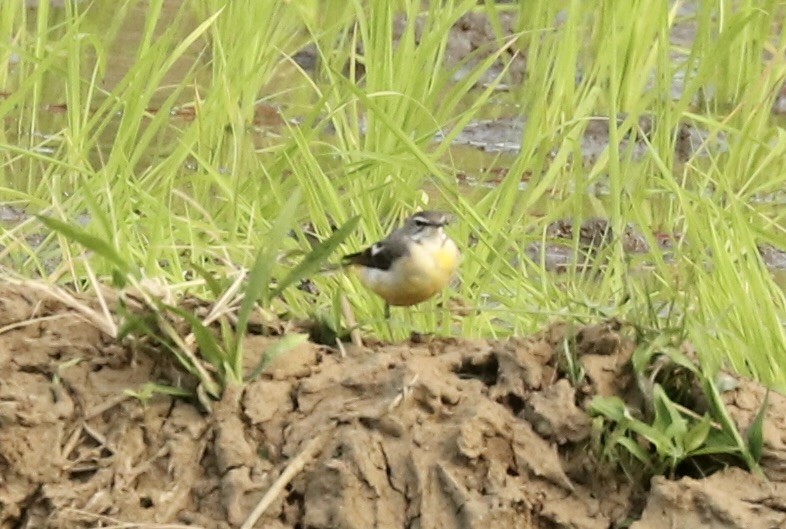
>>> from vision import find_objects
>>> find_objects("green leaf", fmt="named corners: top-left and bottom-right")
top-left (238, 189), bottom-right (302, 334)
top-left (660, 346), bottom-right (700, 375)
top-left (702, 376), bottom-right (743, 443)
top-left (116, 307), bottom-right (158, 342)
top-left (747, 389), bottom-right (769, 462)
top-left (36, 214), bottom-right (136, 276)
top-left (233, 190), bottom-right (302, 379)
top-left (165, 304), bottom-right (227, 370)
top-left (652, 384), bottom-right (687, 438)
top-left (688, 426), bottom-right (740, 456)
top-left (589, 396), bottom-right (628, 422)
top-left (80, 181), bottom-right (115, 244)
top-left (190, 261), bottom-right (225, 298)
top-left (271, 215), bottom-right (360, 298)
top-left (631, 342), bottom-right (659, 375)
top-left (627, 419), bottom-right (673, 456)
top-left (702, 376), bottom-right (763, 475)
top-left (115, 303), bottom-right (201, 378)
top-left (683, 415), bottom-right (712, 454)
top-left (613, 436), bottom-right (652, 467)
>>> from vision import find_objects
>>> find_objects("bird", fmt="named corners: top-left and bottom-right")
top-left (342, 210), bottom-right (461, 318)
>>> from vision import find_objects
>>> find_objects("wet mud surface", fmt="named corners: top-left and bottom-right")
top-left (1, 283), bottom-right (786, 528)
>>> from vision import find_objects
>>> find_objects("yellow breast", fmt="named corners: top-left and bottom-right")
top-left (356, 236), bottom-right (460, 307)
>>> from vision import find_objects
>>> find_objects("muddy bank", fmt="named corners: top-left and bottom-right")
top-left (0, 283), bottom-right (784, 528)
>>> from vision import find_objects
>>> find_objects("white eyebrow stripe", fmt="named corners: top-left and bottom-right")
top-left (412, 215), bottom-right (446, 226)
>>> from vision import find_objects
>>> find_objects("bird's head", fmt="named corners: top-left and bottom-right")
top-left (402, 210), bottom-right (453, 243)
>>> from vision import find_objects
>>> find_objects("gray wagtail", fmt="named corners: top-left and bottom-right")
top-left (342, 210), bottom-right (460, 318)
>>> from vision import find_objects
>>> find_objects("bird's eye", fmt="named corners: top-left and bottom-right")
top-left (413, 218), bottom-right (427, 227)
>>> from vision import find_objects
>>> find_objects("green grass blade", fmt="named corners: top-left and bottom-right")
top-left (190, 261), bottom-right (227, 298)
top-left (238, 188), bottom-right (302, 330)
top-left (589, 395), bottom-right (628, 422)
top-left (702, 377), bottom-right (763, 476)
top-left (35, 214), bottom-right (136, 277)
top-left (165, 304), bottom-right (227, 373)
top-left (746, 389), bottom-right (769, 463)
top-left (271, 215), bottom-right (360, 298)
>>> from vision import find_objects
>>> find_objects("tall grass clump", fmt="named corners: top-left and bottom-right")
top-left (485, 0), bottom-right (786, 385)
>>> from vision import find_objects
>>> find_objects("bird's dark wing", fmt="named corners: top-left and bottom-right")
top-left (342, 237), bottom-right (409, 271)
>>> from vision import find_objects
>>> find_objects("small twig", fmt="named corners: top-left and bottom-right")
top-left (386, 374), bottom-right (419, 413)
top-left (671, 401), bottom-right (724, 431)
top-left (16, 280), bottom-right (117, 337)
top-left (60, 423), bottom-right (84, 461)
top-left (60, 508), bottom-right (200, 529)
top-left (240, 428), bottom-right (332, 529)
top-left (120, 445), bottom-right (169, 485)
top-left (84, 259), bottom-right (117, 337)
top-left (81, 421), bottom-right (116, 455)
top-left (0, 313), bottom-right (71, 336)
top-left (335, 337), bottom-right (347, 359)
top-left (204, 269), bottom-right (247, 326)
top-left (84, 393), bottom-right (132, 420)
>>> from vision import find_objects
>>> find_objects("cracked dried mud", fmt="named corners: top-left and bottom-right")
top-left (1, 284), bottom-right (785, 528)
